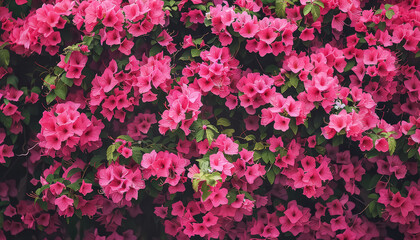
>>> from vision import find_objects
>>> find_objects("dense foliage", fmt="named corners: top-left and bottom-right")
top-left (0, 0), bottom-right (419, 239)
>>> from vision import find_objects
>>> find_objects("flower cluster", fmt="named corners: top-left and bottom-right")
top-left (37, 102), bottom-right (104, 158)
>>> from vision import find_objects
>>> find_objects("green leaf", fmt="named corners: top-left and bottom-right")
top-left (227, 190), bottom-right (237, 204)
top-left (311, 5), bottom-right (321, 21)
top-left (0, 113), bottom-right (12, 129)
top-left (289, 75), bottom-right (299, 88)
top-left (132, 146), bottom-right (142, 164)
top-left (149, 45), bottom-right (162, 57)
top-left (206, 129), bottom-right (215, 144)
top-left (83, 36), bottom-right (93, 46)
top-left (408, 148), bottom-right (417, 159)
top-left (221, 129), bottom-right (235, 137)
top-left (388, 137), bottom-right (396, 155)
top-left (61, 75), bottom-right (73, 87)
top-left (275, 0), bottom-right (287, 18)
top-left (106, 144), bottom-right (116, 162)
top-left (64, 52), bottom-right (72, 63)
top-left (6, 75), bottom-right (19, 88)
top-left (289, 118), bottom-right (298, 135)
top-left (267, 169), bottom-right (275, 184)
top-left (201, 182), bottom-right (211, 201)
top-left (191, 49), bottom-right (202, 58)
top-left (35, 184), bottom-right (50, 195)
top-left (384, 4), bottom-right (392, 10)
top-left (217, 118), bottom-right (231, 127)
top-left (368, 193), bottom-right (379, 200)
top-left (46, 92), bottom-right (56, 104)
top-left (117, 135), bottom-right (134, 142)
top-left (303, 4), bottom-right (312, 16)
top-left (313, 0), bottom-right (324, 8)
top-left (192, 178), bottom-right (201, 192)
top-left (195, 129), bottom-right (205, 142)
top-left (67, 179), bottom-right (82, 191)
top-left (245, 135), bottom-right (256, 141)
top-left (375, 9), bottom-right (383, 15)
top-left (254, 142), bottom-right (265, 151)
top-left (262, 150), bottom-right (276, 164)
top-left (386, 9), bottom-right (395, 19)
top-left (0, 49), bottom-right (10, 67)
top-left (54, 81), bottom-right (68, 100)
top-left (207, 124), bottom-right (219, 133)
top-left (344, 60), bottom-right (356, 72)
top-left (89, 154), bottom-right (104, 167)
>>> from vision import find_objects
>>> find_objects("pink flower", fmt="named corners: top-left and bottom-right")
top-left (79, 180), bottom-right (93, 196)
top-left (375, 138), bottom-right (389, 152)
top-left (55, 195), bottom-right (74, 211)
top-left (300, 28), bottom-right (315, 41)
top-left (50, 182), bottom-right (65, 195)
top-left (359, 136), bottom-right (373, 151)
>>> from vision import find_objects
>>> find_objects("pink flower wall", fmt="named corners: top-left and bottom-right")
top-left (0, 0), bottom-right (419, 239)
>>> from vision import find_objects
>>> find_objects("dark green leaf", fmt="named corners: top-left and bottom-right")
top-left (267, 169), bottom-right (275, 184)
top-left (0, 49), bottom-right (10, 67)
top-left (61, 75), bottom-right (73, 87)
top-left (54, 81), bottom-right (68, 100)
top-left (191, 49), bottom-right (202, 58)
top-left (149, 45), bottom-right (162, 57)
top-left (132, 146), bottom-right (142, 164)
top-left (201, 182), bottom-right (211, 201)
top-left (262, 150), bottom-right (276, 164)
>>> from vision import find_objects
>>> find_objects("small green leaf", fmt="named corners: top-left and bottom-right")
top-left (384, 4), bottom-right (392, 10)
top-left (262, 150), bottom-right (276, 164)
top-left (303, 4), bottom-right (312, 16)
top-left (311, 5), bottom-right (321, 21)
top-left (117, 135), bottom-right (134, 142)
top-left (289, 75), bottom-right (299, 88)
top-left (368, 193), bottom-right (379, 200)
top-left (6, 75), bottom-right (19, 88)
top-left (0, 49), bottom-right (10, 67)
top-left (344, 60), bottom-right (356, 72)
top-left (61, 75), bottom-right (73, 87)
top-left (46, 92), bottom-right (56, 104)
top-left (106, 144), bottom-right (116, 162)
top-left (385, 9), bottom-right (395, 19)
top-left (64, 52), bottom-right (72, 63)
top-left (221, 129), bottom-right (235, 137)
top-left (192, 178), bottom-right (201, 192)
top-left (254, 142), bottom-right (265, 151)
top-left (201, 182), bottom-right (211, 201)
top-left (206, 129), bottom-right (215, 144)
top-left (275, 0), bottom-right (287, 18)
top-left (54, 81), bottom-right (68, 100)
top-left (388, 137), bottom-right (396, 155)
top-left (149, 45), bottom-right (162, 57)
top-left (217, 118), bottom-right (231, 127)
top-left (132, 146), bottom-right (142, 164)
top-left (191, 49), bottom-right (202, 58)
top-left (195, 129), bottom-right (205, 142)
top-left (245, 135), bottom-right (256, 141)
top-left (267, 169), bottom-right (275, 184)
top-left (313, 0), bottom-right (324, 8)
top-left (227, 190), bottom-right (237, 204)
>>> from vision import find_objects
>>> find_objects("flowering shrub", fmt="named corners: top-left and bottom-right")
top-left (0, 0), bottom-right (420, 239)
